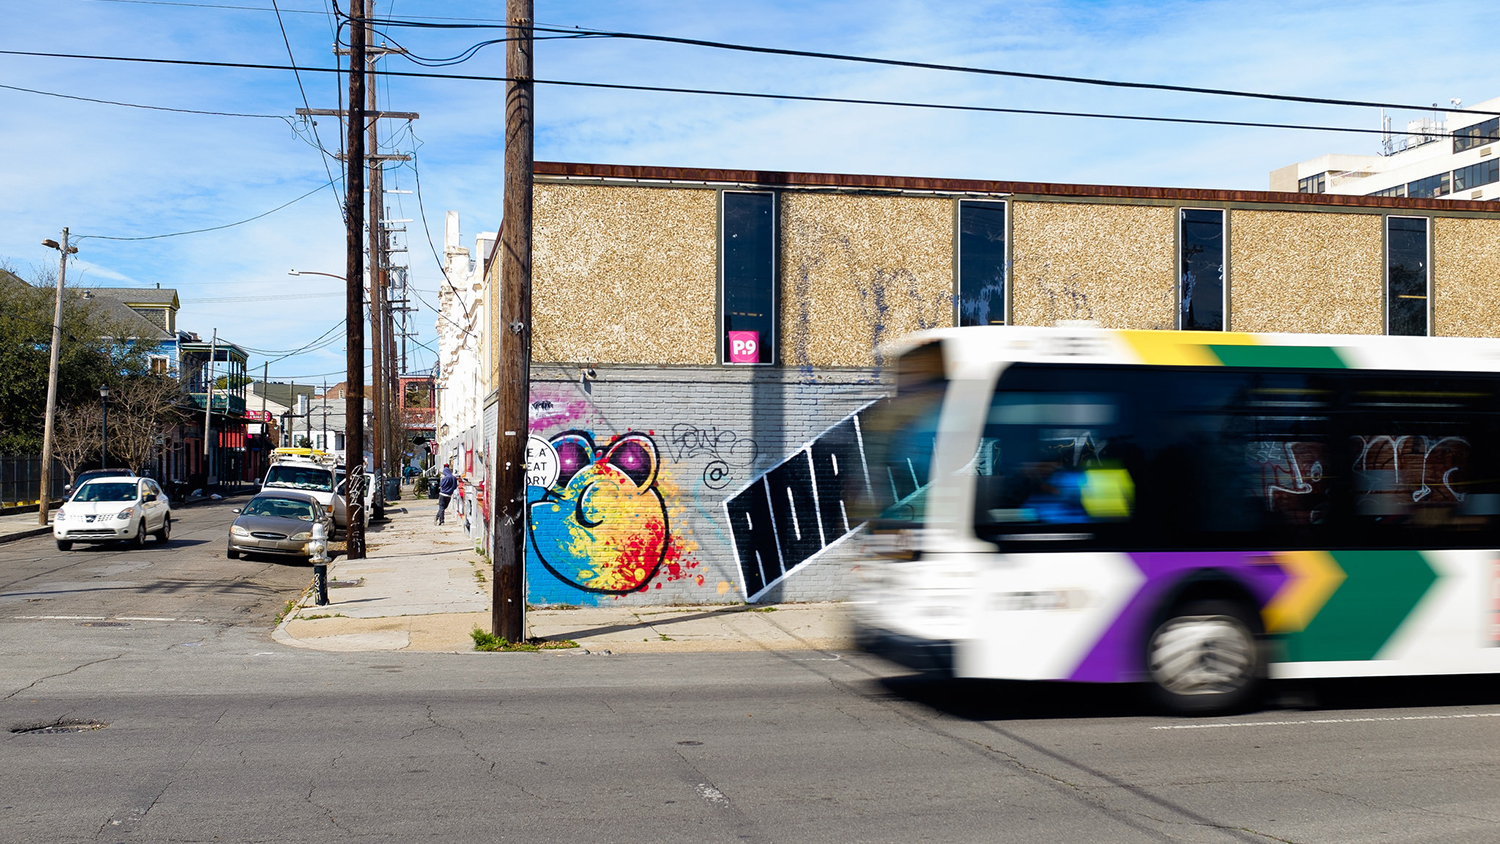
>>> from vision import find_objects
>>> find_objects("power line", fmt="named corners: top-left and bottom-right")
top-left (0, 81), bottom-right (291, 119)
top-left (76, 176), bottom-right (340, 242)
top-left (375, 19), bottom-right (1500, 120)
top-left (1, 48), bottom-right (1485, 140)
top-left (271, 0), bottom-right (345, 214)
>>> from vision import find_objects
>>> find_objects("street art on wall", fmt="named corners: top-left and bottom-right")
top-left (526, 430), bottom-right (701, 604)
top-left (723, 403), bottom-right (876, 602)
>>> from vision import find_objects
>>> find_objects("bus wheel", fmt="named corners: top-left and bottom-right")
top-left (1146, 600), bottom-right (1263, 715)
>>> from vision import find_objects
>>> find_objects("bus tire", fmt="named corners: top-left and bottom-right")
top-left (1145, 599), bottom-right (1263, 715)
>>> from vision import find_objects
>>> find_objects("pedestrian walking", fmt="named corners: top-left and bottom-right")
top-left (435, 464), bottom-right (458, 525)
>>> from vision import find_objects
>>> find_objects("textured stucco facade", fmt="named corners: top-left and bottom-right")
top-left (1434, 216), bottom-right (1500, 338)
top-left (1010, 202), bottom-right (1176, 329)
top-left (1228, 210), bottom-right (1384, 335)
top-left (779, 193), bottom-right (954, 368)
top-left (532, 184), bottom-right (718, 365)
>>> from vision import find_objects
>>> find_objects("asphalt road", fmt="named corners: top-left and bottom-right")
top-left (3, 515), bottom-right (1500, 843)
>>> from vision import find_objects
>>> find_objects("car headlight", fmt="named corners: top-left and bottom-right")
top-left (291, 532), bottom-right (311, 541)
top-left (116, 508), bottom-right (135, 520)
top-left (231, 525), bottom-right (250, 537)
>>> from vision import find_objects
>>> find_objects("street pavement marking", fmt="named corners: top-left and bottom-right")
top-left (12, 615), bottom-right (207, 623)
top-left (1153, 712), bottom-right (1500, 730)
top-left (116, 616), bottom-right (176, 621)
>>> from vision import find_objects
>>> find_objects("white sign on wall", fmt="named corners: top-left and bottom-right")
top-left (526, 435), bottom-right (559, 489)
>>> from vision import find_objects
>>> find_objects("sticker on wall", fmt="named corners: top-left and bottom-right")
top-left (727, 331), bottom-right (760, 364)
top-left (722, 403), bottom-right (876, 602)
top-left (526, 430), bottom-right (699, 601)
top-left (526, 435), bottom-right (560, 488)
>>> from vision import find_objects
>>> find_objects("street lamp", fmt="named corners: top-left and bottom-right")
top-left (99, 384), bottom-right (110, 470)
top-left (288, 269), bottom-right (346, 280)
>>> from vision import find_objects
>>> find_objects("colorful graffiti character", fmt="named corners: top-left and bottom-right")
top-left (527, 431), bottom-right (671, 594)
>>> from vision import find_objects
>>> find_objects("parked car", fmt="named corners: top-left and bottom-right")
top-left (54, 476), bottom-right (171, 551)
top-left (64, 468), bottom-right (136, 498)
top-left (226, 490), bottom-right (333, 562)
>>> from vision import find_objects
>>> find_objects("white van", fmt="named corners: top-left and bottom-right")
top-left (261, 448), bottom-right (347, 532)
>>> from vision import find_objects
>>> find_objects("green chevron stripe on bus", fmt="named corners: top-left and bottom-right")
top-left (1279, 550), bottom-right (1439, 662)
top-left (1207, 344), bottom-right (1349, 369)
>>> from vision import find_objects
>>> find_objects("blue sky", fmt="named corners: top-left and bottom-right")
top-left (2, 0), bottom-right (1496, 384)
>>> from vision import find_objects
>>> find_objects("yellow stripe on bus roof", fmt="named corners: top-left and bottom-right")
top-left (1120, 330), bottom-right (1257, 366)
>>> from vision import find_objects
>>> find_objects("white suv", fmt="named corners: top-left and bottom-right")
top-left (54, 477), bottom-right (172, 551)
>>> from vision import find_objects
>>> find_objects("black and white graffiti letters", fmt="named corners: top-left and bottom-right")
top-left (669, 424), bottom-right (760, 488)
top-left (723, 407), bottom-right (874, 601)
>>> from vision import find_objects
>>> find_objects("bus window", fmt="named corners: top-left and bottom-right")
top-left (1345, 376), bottom-right (1500, 542)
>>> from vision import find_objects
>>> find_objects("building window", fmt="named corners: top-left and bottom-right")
top-left (1453, 159), bottom-right (1500, 192)
top-left (721, 191), bottom-right (776, 365)
top-left (1179, 209), bottom-right (1226, 331)
top-left (1454, 116), bottom-right (1500, 153)
top-left (1387, 217), bottom-right (1429, 336)
top-left (957, 200), bottom-right (1007, 326)
top-left (1298, 173), bottom-right (1327, 194)
top-left (1406, 173), bottom-right (1450, 199)
top-left (149, 355), bottom-right (170, 375)
top-left (1369, 185), bottom-right (1407, 198)
top-left (335, 432), bottom-right (345, 451)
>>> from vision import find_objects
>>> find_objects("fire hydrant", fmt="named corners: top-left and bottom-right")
top-left (309, 521), bottom-right (330, 606)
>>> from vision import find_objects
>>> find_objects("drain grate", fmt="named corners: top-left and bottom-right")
top-left (11, 720), bottom-right (108, 735)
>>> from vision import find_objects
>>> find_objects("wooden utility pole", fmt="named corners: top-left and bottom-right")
top-left (37, 228), bottom-right (75, 525)
top-left (365, 2), bottom-right (387, 505)
top-left (344, 0), bottom-right (368, 559)
top-left (203, 328), bottom-right (218, 482)
top-left (493, 0), bottom-right (533, 644)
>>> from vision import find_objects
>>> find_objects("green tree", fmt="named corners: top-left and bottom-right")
top-left (0, 269), bottom-right (158, 455)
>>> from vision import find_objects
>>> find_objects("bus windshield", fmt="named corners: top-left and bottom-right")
top-left (861, 342), bottom-right (946, 526)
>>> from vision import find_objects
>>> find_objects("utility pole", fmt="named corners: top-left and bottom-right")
top-left (366, 0), bottom-right (387, 507)
top-left (493, 0), bottom-right (533, 644)
top-left (37, 228), bottom-right (76, 525)
top-left (203, 328), bottom-right (218, 485)
top-left (260, 361), bottom-right (268, 477)
top-left (343, 0), bottom-right (368, 559)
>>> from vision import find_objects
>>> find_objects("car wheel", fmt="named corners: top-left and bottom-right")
top-left (226, 544), bottom-right (240, 559)
top-left (1145, 599), bottom-right (1263, 715)
top-left (129, 520), bottom-right (147, 549)
top-left (154, 515), bottom-right (171, 543)
top-left (56, 540), bottom-right (73, 551)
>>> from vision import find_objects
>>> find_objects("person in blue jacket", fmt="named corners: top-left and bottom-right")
top-left (435, 464), bottom-right (458, 525)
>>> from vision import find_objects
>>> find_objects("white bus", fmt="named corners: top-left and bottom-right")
top-left (853, 327), bottom-right (1500, 713)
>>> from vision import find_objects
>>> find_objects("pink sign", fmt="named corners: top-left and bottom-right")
top-left (727, 331), bottom-right (760, 364)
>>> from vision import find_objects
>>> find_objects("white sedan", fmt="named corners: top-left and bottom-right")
top-left (54, 477), bottom-right (172, 551)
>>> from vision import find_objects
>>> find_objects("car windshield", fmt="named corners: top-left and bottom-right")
top-left (73, 482), bottom-right (139, 502)
top-left (241, 497), bottom-right (317, 521)
top-left (264, 465), bottom-right (333, 492)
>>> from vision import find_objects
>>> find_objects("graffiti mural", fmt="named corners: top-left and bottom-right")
top-left (526, 430), bottom-right (700, 604)
top-left (723, 404), bottom-right (875, 602)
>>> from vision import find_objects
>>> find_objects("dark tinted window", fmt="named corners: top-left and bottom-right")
top-left (1453, 159), bottom-right (1499, 192)
top-left (860, 343), bottom-right (947, 526)
top-left (1387, 217), bottom-right (1428, 336)
top-left (1180, 209), bottom-right (1225, 331)
top-left (958, 201), bottom-right (1007, 326)
top-left (1406, 173), bottom-right (1450, 199)
top-left (722, 191), bottom-right (776, 364)
top-left (1454, 116), bottom-right (1500, 153)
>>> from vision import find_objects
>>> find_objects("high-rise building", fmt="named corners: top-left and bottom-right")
top-left (1272, 96), bottom-right (1500, 200)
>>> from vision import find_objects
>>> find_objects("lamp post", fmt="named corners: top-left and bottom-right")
top-left (99, 384), bottom-right (110, 470)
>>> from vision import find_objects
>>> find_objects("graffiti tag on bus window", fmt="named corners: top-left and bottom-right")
top-left (1352, 435), bottom-right (1470, 511)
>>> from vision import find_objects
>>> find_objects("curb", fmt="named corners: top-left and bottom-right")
top-left (0, 525), bottom-right (53, 544)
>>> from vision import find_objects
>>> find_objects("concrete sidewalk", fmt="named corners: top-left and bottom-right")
top-left (0, 509), bottom-right (54, 544)
top-left (273, 501), bottom-right (853, 655)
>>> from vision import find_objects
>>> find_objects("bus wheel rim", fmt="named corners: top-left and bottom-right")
top-left (1148, 614), bottom-right (1254, 696)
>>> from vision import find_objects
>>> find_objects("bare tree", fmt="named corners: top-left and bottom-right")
top-left (52, 402), bottom-right (103, 485)
top-left (109, 376), bottom-right (188, 475)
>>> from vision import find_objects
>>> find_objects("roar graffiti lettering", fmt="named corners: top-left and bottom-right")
top-left (527, 431), bottom-right (693, 594)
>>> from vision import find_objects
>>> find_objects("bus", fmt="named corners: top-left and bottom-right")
top-left (852, 326), bottom-right (1500, 713)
